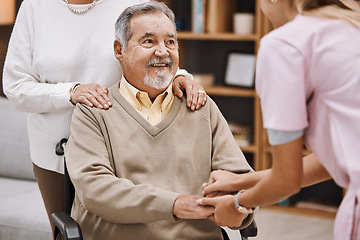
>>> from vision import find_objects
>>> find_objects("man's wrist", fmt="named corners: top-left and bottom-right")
top-left (172, 195), bottom-right (181, 221)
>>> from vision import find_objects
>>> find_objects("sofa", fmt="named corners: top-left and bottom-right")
top-left (0, 96), bottom-right (52, 240)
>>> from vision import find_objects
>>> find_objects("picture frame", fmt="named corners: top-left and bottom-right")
top-left (224, 52), bottom-right (256, 88)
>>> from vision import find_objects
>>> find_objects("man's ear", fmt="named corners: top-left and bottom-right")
top-left (114, 39), bottom-right (123, 61)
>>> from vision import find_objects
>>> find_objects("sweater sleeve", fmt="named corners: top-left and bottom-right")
top-left (2, 0), bottom-right (75, 113)
top-left (209, 98), bottom-right (253, 173)
top-left (209, 98), bottom-right (256, 228)
top-left (66, 104), bottom-right (180, 224)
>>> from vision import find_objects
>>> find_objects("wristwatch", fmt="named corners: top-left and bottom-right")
top-left (234, 190), bottom-right (253, 214)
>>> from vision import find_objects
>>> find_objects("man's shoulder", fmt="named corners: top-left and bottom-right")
top-left (180, 95), bottom-right (219, 119)
top-left (201, 95), bottom-right (219, 112)
top-left (74, 103), bottom-right (102, 119)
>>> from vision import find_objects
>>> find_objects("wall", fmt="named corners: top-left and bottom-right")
top-left (0, 0), bottom-right (22, 97)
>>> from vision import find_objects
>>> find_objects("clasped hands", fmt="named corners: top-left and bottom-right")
top-left (173, 170), bottom-right (250, 228)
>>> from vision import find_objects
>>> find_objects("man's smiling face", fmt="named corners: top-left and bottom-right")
top-left (117, 11), bottom-right (179, 93)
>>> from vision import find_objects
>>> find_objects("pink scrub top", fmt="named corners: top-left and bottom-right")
top-left (256, 14), bottom-right (360, 239)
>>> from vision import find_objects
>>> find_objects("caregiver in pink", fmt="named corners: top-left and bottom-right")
top-left (198, 0), bottom-right (360, 239)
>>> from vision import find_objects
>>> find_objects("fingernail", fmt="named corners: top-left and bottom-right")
top-left (197, 199), bottom-right (202, 204)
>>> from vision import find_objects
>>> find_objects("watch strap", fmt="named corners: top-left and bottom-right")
top-left (234, 190), bottom-right (253, 214)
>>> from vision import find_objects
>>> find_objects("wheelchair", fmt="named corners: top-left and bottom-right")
top-left (52, 138), bottom-right (257, 240)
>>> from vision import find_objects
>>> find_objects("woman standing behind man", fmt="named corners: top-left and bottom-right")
top-left (198, 0), bottom-right (360, 239)
top-left (2, 0), bottom-right (206, 238)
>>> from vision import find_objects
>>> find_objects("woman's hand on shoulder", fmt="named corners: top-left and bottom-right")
top-left (172, 75), bottom-right (207, 110)
top-left (70, 83), bottom-right (112, 109)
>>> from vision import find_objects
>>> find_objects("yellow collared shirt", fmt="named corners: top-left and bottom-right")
top-left (119, 76), bottom-right (174, 125)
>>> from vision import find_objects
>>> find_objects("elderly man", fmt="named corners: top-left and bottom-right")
top-left (65, 2), bottom-right (254, 240)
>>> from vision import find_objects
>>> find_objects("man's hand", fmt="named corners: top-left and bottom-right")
top-left (197, 195), bottom-right (248, 228)
top-left (172, 75), bottom-right (206, 110)
top-left (173, 195), bottom-right (214, 219)
top-left (71, 83), bottom-right (112, 109)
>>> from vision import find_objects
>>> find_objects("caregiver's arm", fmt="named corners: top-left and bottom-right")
top-left (199, 138), bottom-right (333, 227)
top-left (200, 137), bottom-right (303, 214)
top-left (241, 137), bottom-right (304, 207)
top-left (244, 141), bottom-right (332, 203)
top-left (202, 138), bottom-right (332, 207)
top-left (302, 153), bottom-right (331, 187)
top-left (204, 128), bottom-right (331, 198)
top-left (198, 138), bottom-right (303, 227)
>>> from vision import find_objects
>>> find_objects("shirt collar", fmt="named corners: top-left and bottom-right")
top-left (119, 75), bottom-right (174, 112)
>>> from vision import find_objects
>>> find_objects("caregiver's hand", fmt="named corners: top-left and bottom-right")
top-left (203, 170), bottom-right (244, 196)
top-left (203, 170), bottom-right (266, 197)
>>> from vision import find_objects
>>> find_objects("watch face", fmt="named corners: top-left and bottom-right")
top-left (237, 206), bottom-right (246, 214)
top-left (237, 206), bottom-right (252, 214)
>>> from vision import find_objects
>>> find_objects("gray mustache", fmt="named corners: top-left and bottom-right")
top-left (146, 57), bottom-right (174, 68)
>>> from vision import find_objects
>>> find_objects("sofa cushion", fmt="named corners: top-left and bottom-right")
top-left (0, 97), bottom-right (34, 180)
top-left (0, 177), bottom-right (52, 240)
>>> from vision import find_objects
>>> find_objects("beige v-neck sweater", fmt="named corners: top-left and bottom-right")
top-left (66, 82), bottom-right (253, 240)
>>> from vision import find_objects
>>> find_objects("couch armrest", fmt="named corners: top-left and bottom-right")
top-left (51, 212), bottom-right (83, 240)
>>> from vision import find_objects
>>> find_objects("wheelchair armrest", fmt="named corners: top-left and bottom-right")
top-left (240, 220), bottom-right (258, 238)
top-left (51, 212), bottom-right (83, 240)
